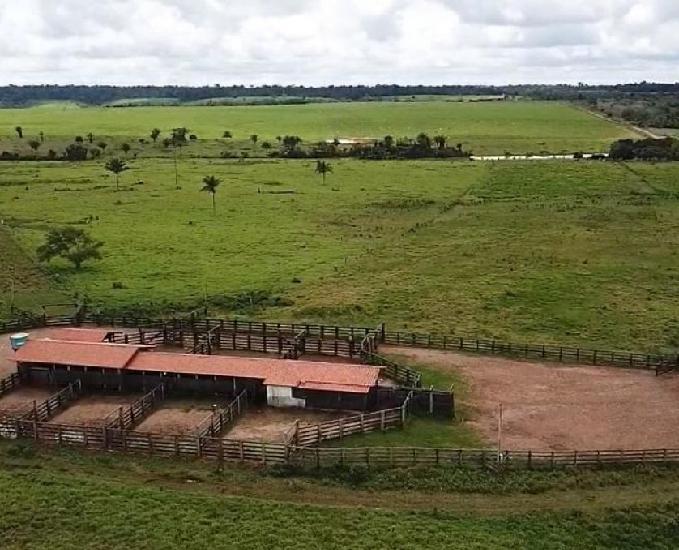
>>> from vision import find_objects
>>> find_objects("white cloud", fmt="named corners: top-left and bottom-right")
top-left (0, 0), bottom-right (677, 85)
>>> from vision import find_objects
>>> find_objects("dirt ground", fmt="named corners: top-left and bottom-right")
top-left (386, 345), bottom-right (679, 451)
top-left (0, 386), bottom-right (54, 416)
top-left (47, 394), bottom-right (141, 426)
top-left (227, 406), bottom-right (342, 443)
top-left (133, 400), bottom-right (216, 435)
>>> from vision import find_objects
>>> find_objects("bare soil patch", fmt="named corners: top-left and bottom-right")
top-left (227, 406), bottom-right (343, 443)
top-left (47, 394), bottom-right (140, 426)
top-left (134, 399), bottom-right (215, 435)
top-left (0, 386), bottom-right (54, 416)
top-left (385, 346), bottom-right (679, 451)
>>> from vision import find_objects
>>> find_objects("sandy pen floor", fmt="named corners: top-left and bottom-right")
top-left (385, 345), bottom-right (679, 451)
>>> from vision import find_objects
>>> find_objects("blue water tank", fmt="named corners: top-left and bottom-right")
top-left (10, 333), bottom-right (29, 351)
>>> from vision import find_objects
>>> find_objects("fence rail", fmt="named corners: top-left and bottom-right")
top-left (195, 389), bottom-right (248, 438)
top-left (382, 331), bottom-right (673, 371)
top-left (27, 381), bottom-right (82, 422)
top-left (3, 314), bottom-right (673, 373)
top-left (8, 419), bottom-right (288, 464)
top-left (288, 446), bottom-right (679, 469)
top-left (0, 373), bottom-right (21, 397)
top-left (104, 384), bottom-right (165, 429)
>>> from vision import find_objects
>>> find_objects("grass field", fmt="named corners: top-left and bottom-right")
top-left (2, 158), bottom-right (679, 352)
top-left (0, 100), bottom-right (636, 156)
top-left (1, 441), bottom-right (679, 549)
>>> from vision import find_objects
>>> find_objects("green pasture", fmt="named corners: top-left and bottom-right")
top-left (2, 441), bottom-right (679, 549)
top-left (2, 159), bottom-right (679, 352)
top-left (0, 100), bottom-right (636, 156)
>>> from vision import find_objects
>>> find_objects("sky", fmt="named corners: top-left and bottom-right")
top-left (0, 0), bottom-right (678, 86)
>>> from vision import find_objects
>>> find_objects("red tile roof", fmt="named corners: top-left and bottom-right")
top-left (12, 340), bottom-right (142, 369)
top-left (129, 351), bottom-right (379, 393)
top-left (12, 340), bottom-right (381, 393)
top-left (41, 328), bottom-right (114, 343)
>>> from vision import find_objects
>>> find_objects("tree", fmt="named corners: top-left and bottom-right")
top-left (97, 141), bottom-right (107, 151)
top-left (383, 135), bottom-right (394, 149)
top-left (15, 126), bottom-right (23, 138)
top-left (433, 135), bottom-right (447, 149)
top-left (87, 132), bottom-right (94, 144)
top-left (75, 135), bottom-right (84, 143)
top-left (416, 133), bottom-right (432, 149)
top-left (39, 131), bottom-right (45, 143)
top-left (201, 175), bottom-right (221, 215)
top-left (223, 131), bottom-right (232, 139)
top-left (64, 143), bottom-right (89, 161)
top-left (28, 139), bottom-right (41, 158)
top-left (250, 134), bottom-right (258, 145)
top-left (36, 227), bottom-right (103, 270)
top-left (282, 135), bottom-right (302, 152)
top-left (162, 138), bottom-right (172, 148)
top-left (121, 143), bottom-right (131, 155)
top-left (105, 158), bottom-right (128, 190)
top-left (150, 128), bottom-right (161, 142)
top-left (171, 127), bottom-right (189, 144)
top-left (314, 160), bottom-right (333, 184)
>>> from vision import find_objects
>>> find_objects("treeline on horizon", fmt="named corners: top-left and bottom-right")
top-left (1, 82), bottom-right (679, 106)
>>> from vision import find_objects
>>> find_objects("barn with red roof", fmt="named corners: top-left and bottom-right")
top-left (11, 335), bottom-right (382, 411)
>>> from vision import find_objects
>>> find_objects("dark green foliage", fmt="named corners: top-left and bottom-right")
top-left (609, 137), bottom-right (679, 160)
top-left (63, 143), bottom-right (88, 161)
top-left (104, 157), bottom-right (128, 190)
top-left (200, 175), bottom-right (221, 214)
top-left (36, 227), bottom-right (103, 269)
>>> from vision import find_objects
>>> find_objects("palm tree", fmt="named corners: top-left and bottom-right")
top-left (201, 175), bottom-right (221, 215)
top-left (87, 132), bottom-right (94, 144)
top-left (39, 131), bottom-right (45, 143)
top-left (104, 158), bottom-right (128, 191)
top-left (315, 160), bottom-right (333, 184)
top-left (15, 126), bottom-right (23, 139)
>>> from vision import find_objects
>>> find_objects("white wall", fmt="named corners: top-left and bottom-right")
top-left (266, 385), bottom-right (306, 408)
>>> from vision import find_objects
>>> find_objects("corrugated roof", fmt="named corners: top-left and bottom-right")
top-left (41, 328), bottom-right (113, 343)
top-left (12, 340), bottom-right (142, 369)
top-left (129, 351), bottom-right (379, 392)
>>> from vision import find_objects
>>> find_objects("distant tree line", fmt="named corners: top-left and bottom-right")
top-left (1, 82), bottom-right (678, 106)
top-left (592, 97), bottom-right (679, 129)
top-left (609, 137), bottom-right (679, 161)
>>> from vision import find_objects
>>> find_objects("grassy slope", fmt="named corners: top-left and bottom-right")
top-left (0, 100), bottom-right (635, 155)
top-left (1, 442), bottom-right (679, 549)
top-left (2, 159), bottom-right (679, 351)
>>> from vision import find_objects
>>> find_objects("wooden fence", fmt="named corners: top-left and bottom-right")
top-left (363, 353), bottom-right (422, 387)
top-left (381, 330), bottom-right (673, 371)
top-left (6, 419), bottom-right (288, 464)
top-left (294, 394), bottom-right (411, 447)
top-left (103, 384), bottom-right (165, 430)
top-left (28, 380), bottom-right (82, 422)
top-left (289, 446), bottom-right (679, 469)
top-left (1, 314), bottom-right (675, 372)
top-left (195, 389), bottom-right (248, 437)
top-left (0, 373), bottom-right (21, 397)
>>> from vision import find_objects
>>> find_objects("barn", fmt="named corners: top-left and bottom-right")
top-left (11, 336), bottom-right (382, 411)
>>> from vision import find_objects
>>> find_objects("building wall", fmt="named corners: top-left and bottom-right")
top-left (266, 385), bottom-right (306, 408)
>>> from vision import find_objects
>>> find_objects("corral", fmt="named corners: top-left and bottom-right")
top-left (389, 346), bottom-right (679, 450)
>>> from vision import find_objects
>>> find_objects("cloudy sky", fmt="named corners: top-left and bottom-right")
top-left (1, 0), bottom-right (678, 86)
